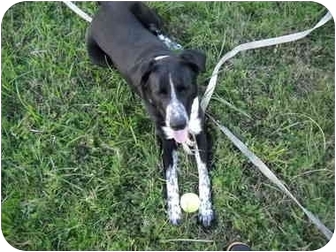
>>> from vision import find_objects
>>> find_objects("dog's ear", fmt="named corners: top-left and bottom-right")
top-left (130, 59), bottom-right (156, 98)
top-left (179, 49), bottom-right (206, 73)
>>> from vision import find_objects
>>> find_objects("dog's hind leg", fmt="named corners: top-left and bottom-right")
top-left (86, 28), bottom-right (114, 68)
top-left (161, 139), bottom-right (182, 225)
top-left (129, 2), bottom-right (163, 34)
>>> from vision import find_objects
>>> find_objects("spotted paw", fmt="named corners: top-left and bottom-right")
top-left (168, 205), bottom-right (182, 225)
top-left (169, 212), bottom-right (182, 225)
top-left (170, 216), bottom-right (182, 225)
top-left (198, 203), bottom-right (214, 227)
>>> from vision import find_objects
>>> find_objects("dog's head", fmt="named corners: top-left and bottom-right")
top-left (132, 49), bottom-right (206, 143)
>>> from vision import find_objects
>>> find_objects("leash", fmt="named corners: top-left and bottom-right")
top-left (63, 1), bottom-right (92, 22)
top-left (201, 12), bottom-right (332, 110)
top-left (62, 1), bottom-right (182, 50)
top-left (63, 2), bottom-right (333, 240)
top-left (208, 115), bottom-right (333, 240)
top-left (200, 12), bottom-right (333, 240)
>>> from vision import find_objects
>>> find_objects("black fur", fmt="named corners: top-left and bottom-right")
top-left (87, 1), bottom-right (213, 226)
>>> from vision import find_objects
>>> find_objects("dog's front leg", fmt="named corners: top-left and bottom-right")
top-left (162, 139), bottom-right (182, 225)
top-left (195, 132), bottom-right (214, 227)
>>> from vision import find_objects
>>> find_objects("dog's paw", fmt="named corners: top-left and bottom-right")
top-left (168, 207), bottom-right (182, 225)
top-left (198, 201), bottom-right (214, 227)
top-left (170, 216), bottom-right (182, 225)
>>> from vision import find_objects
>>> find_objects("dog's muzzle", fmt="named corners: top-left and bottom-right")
top-left (166, 101), bottom-right (189, 143)
top-left (163, 97), bottom-right (201, 144)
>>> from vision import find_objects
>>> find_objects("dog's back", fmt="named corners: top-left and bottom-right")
top-left (87, 2), bottom-right (169, 75)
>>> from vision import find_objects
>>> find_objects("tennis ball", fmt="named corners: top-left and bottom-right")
top-left (180, 193), bottom-right (200, 213)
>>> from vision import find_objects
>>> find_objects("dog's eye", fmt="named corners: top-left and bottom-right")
top-left (176, 85), bottom-right (187, 92)
top-left (158, 88), bottom-right (168, 96)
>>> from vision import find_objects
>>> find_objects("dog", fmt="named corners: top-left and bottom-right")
top-left (86, 1), bottom-right (214, 227)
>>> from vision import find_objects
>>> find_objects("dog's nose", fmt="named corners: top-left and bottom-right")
top-left (170, 116), bottom-right (187, 130)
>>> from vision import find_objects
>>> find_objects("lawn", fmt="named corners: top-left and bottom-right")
top-left (1, 1), bottom-right (334, 250)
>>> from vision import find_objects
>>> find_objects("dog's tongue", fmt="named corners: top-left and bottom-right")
top-left (172, 129), bottom-right (188, 143)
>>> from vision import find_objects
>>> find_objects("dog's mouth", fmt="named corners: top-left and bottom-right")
top-left (162, 120), bottom-right (200, 145)
top-left (161, 126), bottom-right (189, 143)
top-left (171, 128), bottom-right (189, 143)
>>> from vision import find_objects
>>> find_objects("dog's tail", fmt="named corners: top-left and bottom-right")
top-left (63, 1), bottom-right (92, 22)
top-left (97, 1), bottom-right (114, 7)
top-left (97, 1), bottom-right (105, 6)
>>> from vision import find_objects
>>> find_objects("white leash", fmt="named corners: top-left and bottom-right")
top-left (201, 12), bottom-right (332, 110)
top-left (201, 12), bottom-right (333, 240)
top-left (208, 115), bottom-right (333, 240)
top-left (63, 1), bottom-right (92, 22)
top-left (63, 2), bottom-right (333, 240)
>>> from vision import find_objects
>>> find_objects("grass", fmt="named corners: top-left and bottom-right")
top-left (1, 1), bottom-right (334, 250)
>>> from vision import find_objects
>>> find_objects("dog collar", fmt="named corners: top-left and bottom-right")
top-left (154, 55), bottom-right (170, 61)
top-left (157, 34), bottom-right (183, 50)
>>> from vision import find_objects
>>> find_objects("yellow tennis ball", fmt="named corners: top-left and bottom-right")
top-left (180, 193), bottom-right (200, 213)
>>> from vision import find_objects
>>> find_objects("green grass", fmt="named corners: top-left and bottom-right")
top-left (1, 1), bottom-right (334, 250)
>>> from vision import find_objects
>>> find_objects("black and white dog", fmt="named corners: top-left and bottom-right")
top-left (86, 1), bottom-right (214, 226)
